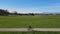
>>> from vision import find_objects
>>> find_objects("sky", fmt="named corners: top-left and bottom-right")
top-left (0, 0), bottom-right (60, 14)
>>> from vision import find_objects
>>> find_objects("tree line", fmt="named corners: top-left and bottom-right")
top-left (0, 9), bottom-right (59, 16)
top-left (0, 9), bottom-right (34, 16)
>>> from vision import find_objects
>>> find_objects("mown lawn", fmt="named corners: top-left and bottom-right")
top-left (0, 15), bottom-right (60, 28)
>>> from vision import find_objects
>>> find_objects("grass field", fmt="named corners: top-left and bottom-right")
top-left (0, 15), bottom-right (60, 28)
top-left (0, 31), bottom-right (60, 34)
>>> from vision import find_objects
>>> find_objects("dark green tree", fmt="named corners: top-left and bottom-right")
top-left (0, 9), bottom-right (10, 16)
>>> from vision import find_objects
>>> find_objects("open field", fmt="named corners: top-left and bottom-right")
top-left (0, 15), bottom-right (60, 28)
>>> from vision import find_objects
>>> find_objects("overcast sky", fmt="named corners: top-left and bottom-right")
top-left (0, 0), bottom-right (60, 13)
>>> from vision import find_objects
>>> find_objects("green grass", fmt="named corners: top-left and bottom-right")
top-left (0, 31), bottom-right (60, 34)
top-left (0, 15), bottom-right (60, 28)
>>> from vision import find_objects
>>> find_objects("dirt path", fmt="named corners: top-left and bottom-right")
top-left (0, 28), bottom-right (60, 32)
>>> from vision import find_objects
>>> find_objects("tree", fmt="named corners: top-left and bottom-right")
top-left (0, 9), bottom-right (9, 16)
top-left (13, 11), bottom-right (18, 15)
top-left (29, 13), bottom-right (34, 16)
